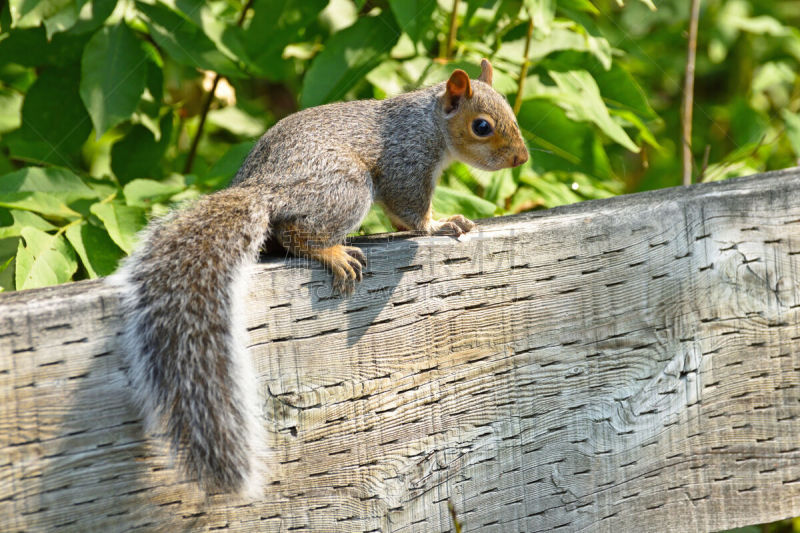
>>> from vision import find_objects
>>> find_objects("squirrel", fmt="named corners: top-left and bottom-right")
top-left (111, 59), bottom-right (528, 497)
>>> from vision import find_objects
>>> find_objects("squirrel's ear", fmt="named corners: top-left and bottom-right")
top-left (479, 58), bottom-right (493, 86)
top-left (444, 69), bottom-right (473, 114)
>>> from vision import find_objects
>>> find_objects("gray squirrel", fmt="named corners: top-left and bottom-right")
top-left (112, 59), bottom-right (528, 496)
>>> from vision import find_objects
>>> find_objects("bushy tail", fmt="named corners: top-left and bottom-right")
top-left (112, 186), bottom-right (270, 496)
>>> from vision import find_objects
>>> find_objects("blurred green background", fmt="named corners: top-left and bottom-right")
top-left (0, 1), bottom-right (799, 529)
top-left (1, 0), bottom-right (799, 291)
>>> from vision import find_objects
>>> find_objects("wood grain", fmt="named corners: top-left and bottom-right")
top-left (2, 169), bottom-right (800, 532)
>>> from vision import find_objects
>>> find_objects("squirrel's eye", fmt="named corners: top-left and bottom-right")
top-left (472, 118), bottom-right (493, 137)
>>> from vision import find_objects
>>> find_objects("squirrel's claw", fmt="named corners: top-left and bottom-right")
top-left (430, 215), bottom-right (475, 236)
top-left (330, 245), bottom-right (366, 295)
top-left (344, 246), bottom-right (367, 269)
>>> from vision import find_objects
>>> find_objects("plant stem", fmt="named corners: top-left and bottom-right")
top-left (681, 0), bottom-right (701, 186)
top-left (445, 0), bottom-right (460, 59)
top-left (183, 76), bottom-right (219, 175)
top-left (513, 13), bottom-right (534, 115)
top-left (183, 0), bottom-right (254, 175)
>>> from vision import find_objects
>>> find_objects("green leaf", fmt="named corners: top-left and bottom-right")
top-left (0, 255), bottom-right (13, 276)
top-left (122, 177), bottom-right (185, 207)
top-left (15, 227), bottom-right (78, 290)
top-left (68, 0), bottom-right (118, 35)
top-left (80, 22), bottom-right (148, 137)
top-left (65, 221), bottom-right (122, 278)
top-left (366, 59), bottom-right (409, 98)
top-left (485, 168), bottom-right (517, 207)
top-left (432, 186), bottom-right (498, 219)
top-left (0, 26), bottom-right (91, 68)
top-left (0, 89), bottom-right (23, 133)
top-left (90, 202), bottom-right (147, 254)
top-left (207, 106), bottom-right (266, 137)
top-left (500, 24), bottom-right (612, 70)
top-left (388, 0), bottom-right (436, 43)
top-left (0, 166), bottom-right (98, 204)
top-left (136, 1), bottom-right (242, 78)
top-left (544, 51), bottom-right (658, 120)
top-left (199, 140), bottom-right (255, 188)
top-left (243, 0), bottom-right (327, 79)
top-left (548, 70), bottom-right (639, 152)
top-left (300, 10), bottom-right (401, 108)
top-left (519, 172), bottom-right (582, 207)
top-left (613, 110), bottom-right (661, 150)
top-left (4, 66), bottom-right (92, 167)
top-left (781, 109), bottom-right (800, 160)
top-left (557, 0), bottom-right (599, 15)
top-left (111, 112), bottom-right (173, 184)
top-left (0, 210), bottom-right (57, 239)
top-left (0, 238), bottom-right (19, 292)
top-left (0, 192), bottom-right (80, 219)
top-left (517, 99), bottom-right (611, 178)
top-left (9, 0), bottom-right (72, 30)
top-left (359, 204), bottom-right (394, 235)
top-left (730, 99), bottom-right (767, 148)
top-left (524, 0), bottom-right (555, 34)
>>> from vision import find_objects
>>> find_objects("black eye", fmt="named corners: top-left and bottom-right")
top-left (472, 118), bottom-right (493, 137)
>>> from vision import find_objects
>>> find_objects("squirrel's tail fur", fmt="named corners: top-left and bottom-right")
top-left (112, 186), bottom-right (269, 497)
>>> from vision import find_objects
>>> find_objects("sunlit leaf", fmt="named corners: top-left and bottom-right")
top-left (300, 10), bottom-right (401, 108)
top-left (90, 202), bottom-right (147, 254)
top-left (136, 1), bottom-right (242, 77)
top-left (485, 168), bottom-right (517, 207)
top-left (0, 210), bottom-right (57, 239)
top-left (123, 177), bottom-right (185, 207)
top-left (0, 192), bottom-right (80, 219)
top-left (524, 0), bottom-right (555, 34)
top-left (548, 70), bottom-right (639, 152)
top-left (0, 89), bottom-right (23, 134)
top-left (557, 0), bottom-right (599, 15)
top-left (433, 186), bottom-right (498, 219)
top-left (15, 227), bottom-right (78, 290)
top-left (517, 99), bottom-right (611, 178)
top-left (9, 0), bottom-right (72, 30)
top-left (0, 166), bottom-right (98, 204)
top-left (65, 221), bottom-right (121, 278)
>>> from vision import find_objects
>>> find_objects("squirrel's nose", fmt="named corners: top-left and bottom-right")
top-left (512, 151), bottom-right (529, 167)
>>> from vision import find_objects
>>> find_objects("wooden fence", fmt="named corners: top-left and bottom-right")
top-left (2, 169), bottom-right (800, 532)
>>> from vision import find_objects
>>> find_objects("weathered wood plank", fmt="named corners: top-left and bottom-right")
top-left (2, 169), bottom-right (800, 532)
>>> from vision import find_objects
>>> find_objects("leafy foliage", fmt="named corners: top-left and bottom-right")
top-left (0, 0), bottom-right (798, 292)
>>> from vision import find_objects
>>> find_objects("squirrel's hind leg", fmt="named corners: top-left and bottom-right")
top-left (276, 224), bottom-right (367, 294)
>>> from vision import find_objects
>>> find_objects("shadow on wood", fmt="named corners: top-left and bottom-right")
top-left (2, 169), bottom-right (800, 532)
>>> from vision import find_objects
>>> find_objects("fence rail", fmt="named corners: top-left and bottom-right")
top-left (2, 169), bottom-right (800, 532)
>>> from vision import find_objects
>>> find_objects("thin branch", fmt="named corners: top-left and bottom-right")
top-left (445, 0), bottom-right (460, 59)
top-left (681, 0), bottom-right (701, 186)
top-left (183, 0), bottom-right (254, 175)
top-left (513, 13), bottom-right (534, 115)
top-left (183, 76), bottom-right (219, 174)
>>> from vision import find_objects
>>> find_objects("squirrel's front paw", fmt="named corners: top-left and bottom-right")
top-left (429, 215), bottom-right (475, 236)
top-left (330, 246), bottom-right (367, 295)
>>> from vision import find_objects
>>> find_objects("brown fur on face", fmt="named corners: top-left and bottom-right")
top-left (441, 66), bottom-right (529, 171)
